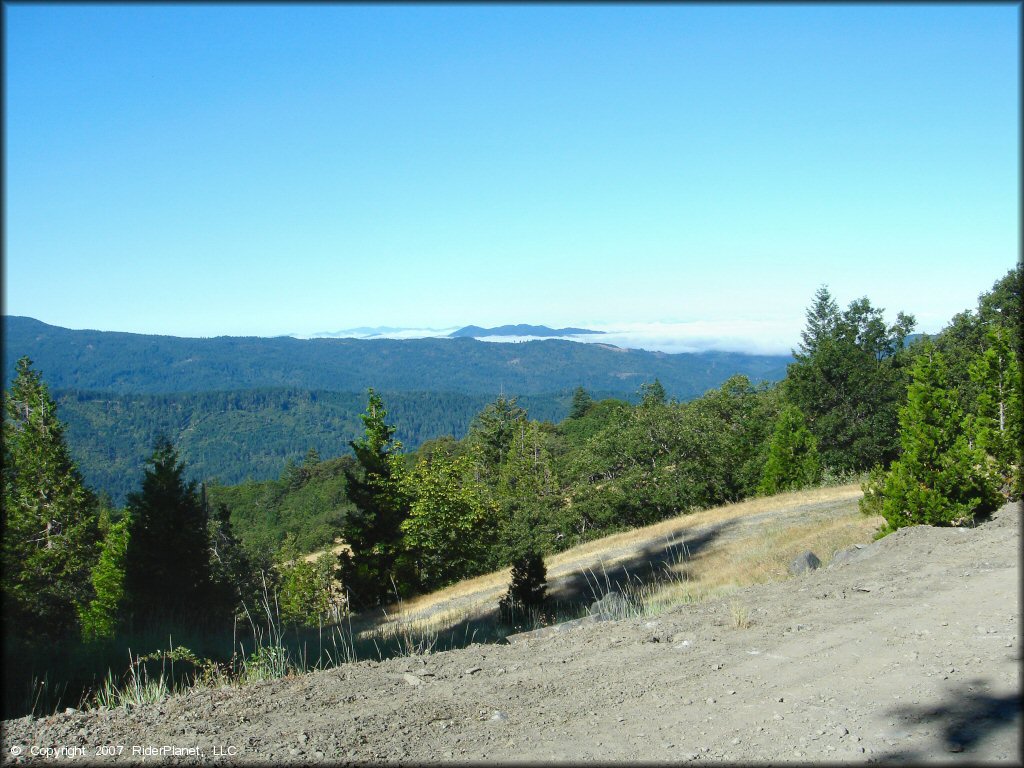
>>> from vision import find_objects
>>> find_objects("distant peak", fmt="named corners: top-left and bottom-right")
top-left (449, 324), bottom-right (604, 338)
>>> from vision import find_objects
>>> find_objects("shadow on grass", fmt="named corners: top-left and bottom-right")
top-left (342, 519), bottom-right (736, 649)
top-left (874, 680), bottom-right (1021, 762)
top-left (543, 518), bottom-right (732, 611)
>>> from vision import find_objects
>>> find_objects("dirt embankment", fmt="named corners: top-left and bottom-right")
top-left (3, 500), bottom-right (1020, 764)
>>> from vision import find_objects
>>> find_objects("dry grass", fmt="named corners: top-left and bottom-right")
top-left (547, 484), bottom-right (864, 572)
top-left (365, 484), bottom-right (872, 636)
top-left (642, 510), bottom-right (884, 609)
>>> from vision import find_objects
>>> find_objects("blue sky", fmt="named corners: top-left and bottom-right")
top-left (4, 4), bottom-right (1019, 353)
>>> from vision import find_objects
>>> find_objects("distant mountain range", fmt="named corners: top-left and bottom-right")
top-left (3, 316), bottom-right (790, 398)
top-left (449, 324), bottom-right (604, 338)
top-left (305, 324), bottom-right (604, 340)
top-left (2, 316), bottom-right (793, 504)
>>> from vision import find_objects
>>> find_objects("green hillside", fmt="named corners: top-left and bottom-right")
top-left (53, 388), bottom-right (590, 506)
top-left (3, 316), bottom-right (790, 399)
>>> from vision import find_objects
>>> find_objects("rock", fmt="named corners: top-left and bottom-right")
top-left (505, 615), bottom-right (598, 644)
top-left (789, 551), bottom-right (821, 575)
top-left (589, 591), bottom-right (630, 620)
top-left (490, 711), bottom-right (508, 722)
top-left (402, 673), bottom-right (423, 686)
top-left (464, 667), bottom-right (482, 675)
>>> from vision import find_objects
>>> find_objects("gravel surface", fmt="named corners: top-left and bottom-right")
top-left (3, 500), bottom-right (1019, 764)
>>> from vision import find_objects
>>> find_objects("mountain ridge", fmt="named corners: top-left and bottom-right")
top-left (449, 324), bottom-right (604, 338)
top-left (2, 316), bottom-right (791, 399)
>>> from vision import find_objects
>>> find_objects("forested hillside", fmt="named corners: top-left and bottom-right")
top-left (53, 389), bottom-right (583, 506)
top-left (2, 268), bottom-right (1018, 720)
top-left (2, 316), bottom-right (789, 396)
top-left (3, 318), bottom-right (792, 505)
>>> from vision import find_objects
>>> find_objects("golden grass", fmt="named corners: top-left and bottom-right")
top-left (364, 484), bottom-right (873, 636)
top-left (643, 510), bottom-right (884, 610)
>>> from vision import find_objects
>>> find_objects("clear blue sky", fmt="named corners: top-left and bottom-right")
top-left (4, 4), bottom-right (1019, 352)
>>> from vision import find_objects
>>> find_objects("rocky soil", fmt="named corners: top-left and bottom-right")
top-left (3, 501), bottom-right (1020, 764)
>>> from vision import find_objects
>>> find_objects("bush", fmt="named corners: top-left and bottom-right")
top-left (499, 549), bottom-right (547, 624)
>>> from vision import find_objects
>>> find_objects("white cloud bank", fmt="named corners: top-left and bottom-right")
top-left (295, 320), bottom-right (801, 356)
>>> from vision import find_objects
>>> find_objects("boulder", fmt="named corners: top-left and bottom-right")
top-left (788, 551), bottom-right (821, 575)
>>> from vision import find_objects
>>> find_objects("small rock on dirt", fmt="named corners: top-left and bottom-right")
top-left (789, 551), bottom-right (821, 575)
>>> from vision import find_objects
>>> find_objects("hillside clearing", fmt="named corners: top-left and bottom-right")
top-left (4, 497), bottom-right (1017, 762)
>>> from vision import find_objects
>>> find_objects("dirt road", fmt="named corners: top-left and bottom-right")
top-left (3, 500), bottom-right (1019, 764)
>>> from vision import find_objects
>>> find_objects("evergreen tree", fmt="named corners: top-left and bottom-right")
top-left (757, 404), bottom-right (821, 495)
top-left (786, 288), bottom-right (915, 473)
top-left (2, 357), bottom-right (100, 640)
top-left (339, 390), bottom-right (411, 609)
top-left (569, 386), bottom-right (593, 419)
top-left (494, 417), bottom-right (558, 563)
top-left (878, 345), bottom-right (1001, 531)
top-left (799, 285), bottom-right (841, 354)
top-left (79, 517), bottom-right (130, 641)
top-left (499, 548), bottom-right (547, 625)
top-left (208, 500), bottom-right (259, 621)
top-left (467, 394), bottom-right (527, 481)
top-left (123, 437), bottom-right (213, 625)
top-left (965, 325), bottom-right (1021, 496)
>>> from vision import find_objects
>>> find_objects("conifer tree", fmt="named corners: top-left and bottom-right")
top-left (639, 379), bottom-right (667, 407)
top-left (467, 394), bottom-right (527, 481)
top-left (2, 357), bottom-right (100, 639)
top-left (79, 517), bottom-right (130, 641)
top-left (570, 386), bottom-right (593, 419)
top-left (208, 501), bottom-right (258, 621)
top-left (499, 548), bottom-right (547, 625)
top-left (757, 404), bottom-right (821, 495)
top-left (879, 345), bottom-right (1001, 531)
top-left (339, 390), bottom-right (411, 609)
top-left (123, 437), bottom-right (212, 625)
top-left (965, 325), bottom-right (1021, 496)
top-left (786, 287), bottom-right (915, 473)
top-left (494, 417), bottom-right (557, 562)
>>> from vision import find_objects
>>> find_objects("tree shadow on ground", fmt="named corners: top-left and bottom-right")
top-left (542, 519), bottom-right (732, 612)
top-left (327, 518), bottom-right (735, 661)
top-left (874, 680), bottom-right (1021, 763)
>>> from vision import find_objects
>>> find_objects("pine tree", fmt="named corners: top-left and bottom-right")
top-left (786, 287), bottom-right (915, 473)
top-left (799, 285), bottom-right (841, 355)
top-left (879, 345), bottom-right (1001, 531)
top-left (467, 394), bottom-right (527, 481)
top-left (499, 548), bottom-right (547, 625)
top-left (208, 501), bottom-right (258, 621)
top-left (569, 386), bottom-right (593, 419)
top-left (79, 517), bottom-right (130, 641)
top-left (757, 404), bottom-right (821, 495)
top-left (2, 357), bottom-right (100, 639)
top-left (123, 437), bottom-right (213, 625)
top-left (339, 390), bottom-right (411, 609)
top-left (966, 325), bottom-right (1021, 496)
top-left (494, 417), bottom-right (557, 563)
